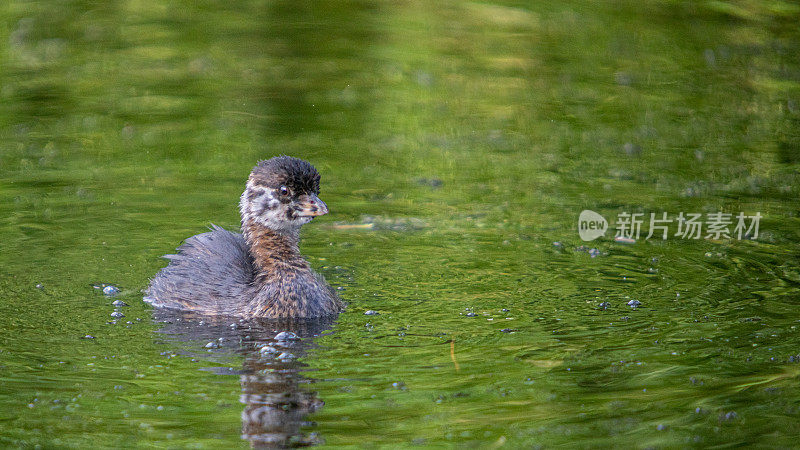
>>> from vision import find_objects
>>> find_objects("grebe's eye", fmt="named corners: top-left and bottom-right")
top-left (278, 185), bottom-right (289, 196)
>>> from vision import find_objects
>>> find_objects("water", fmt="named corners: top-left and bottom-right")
top-left (1, 0), bottom-right (799, 447)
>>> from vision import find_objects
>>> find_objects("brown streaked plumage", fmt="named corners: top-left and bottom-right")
top-left (144, 156), bottom-right (343, 318)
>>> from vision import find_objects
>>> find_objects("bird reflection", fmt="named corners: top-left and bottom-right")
top-left (152, 309), bottom-right (338, 448)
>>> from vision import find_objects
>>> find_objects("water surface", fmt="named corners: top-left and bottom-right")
top-left (1, 0), bottom-right (799, 447)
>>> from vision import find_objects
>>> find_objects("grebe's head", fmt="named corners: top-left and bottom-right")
top-left (240, 156), bottom-right (328, 233)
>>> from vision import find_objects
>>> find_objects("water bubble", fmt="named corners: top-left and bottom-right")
top-left (259, 345), bottom-right (278, 354)
top-left (274, 331), bottom-right (299, 341)
top-left (102, 285), bottom-right (119, 296)
top-left (276, 352), bottom-right (295, 361)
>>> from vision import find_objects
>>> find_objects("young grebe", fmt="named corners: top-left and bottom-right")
top-left (145, 156), bottom-right (343, 318)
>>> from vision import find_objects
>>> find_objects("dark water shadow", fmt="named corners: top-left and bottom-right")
top-left (152, 309), bottom-right (338, 448)
top-left (255, 0), bottom-right (380, 138)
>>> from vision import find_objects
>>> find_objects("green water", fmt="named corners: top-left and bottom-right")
top-left (2, 0), bottom-right (800, 447)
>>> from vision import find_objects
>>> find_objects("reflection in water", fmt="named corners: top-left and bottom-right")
top-left (153, 309), bottom-right (337, 448)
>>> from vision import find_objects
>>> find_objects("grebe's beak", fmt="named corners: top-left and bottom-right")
top-left (297, 194), bottom-right (328, 218)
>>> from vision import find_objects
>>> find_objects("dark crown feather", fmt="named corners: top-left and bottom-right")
top-left (250, 156), bottom-right (321, 194)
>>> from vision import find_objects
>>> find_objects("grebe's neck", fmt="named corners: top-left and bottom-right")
top-left (241, 219), bottom-right (307, 274)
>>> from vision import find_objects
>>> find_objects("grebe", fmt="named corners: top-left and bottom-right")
top-left (145, 156), bottom-right (343, 318)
